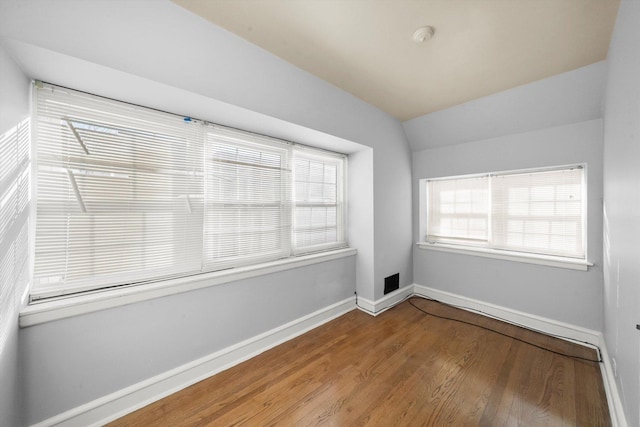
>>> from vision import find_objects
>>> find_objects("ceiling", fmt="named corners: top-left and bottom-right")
top-left (172, 0), bottom-right (620, 122)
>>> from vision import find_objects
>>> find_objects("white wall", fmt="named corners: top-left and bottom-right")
top-left (602, 1), bottom-right (640, 425)
top-left (403, 61), bottom-right (606, 151)
top-left (0, 0), bottom-right (413, 424)
top-left (0, 44), bottom-right (31, 427)
top-left (406, 62), bottom-right (607, 330)
top-left (411, 119), bottom-right (604, 329)
top-left (21, 256), bottom-right (356, 425)
top-left (347, 148), bottom-right (375, 298)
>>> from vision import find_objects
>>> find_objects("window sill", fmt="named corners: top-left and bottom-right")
top-left (416, 242), bottom-right (592, 271)
top-left (20, 247), bottom-right (357, 327)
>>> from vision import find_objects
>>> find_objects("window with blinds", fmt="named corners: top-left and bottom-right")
top-left (293, 149), bottom-right (346, 254)
top-left (427, 176), bottom-right (489, 245)
top-left (32, 84), bottom-right (347, 299)
top-left (204, 128), bottom-right (292, 270)
top-left (33, 86), bottom-right (204, 298)
top-left (425, 166), bottom-right (585, 259)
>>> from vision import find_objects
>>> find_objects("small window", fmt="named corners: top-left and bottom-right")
top-left (423, 166), bottom-right (586, 260)
top-left (293, 149), bottom-right (346, 254)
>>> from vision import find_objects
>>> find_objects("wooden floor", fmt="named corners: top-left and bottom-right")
top-left (108, 298), bottom-right (610, 426)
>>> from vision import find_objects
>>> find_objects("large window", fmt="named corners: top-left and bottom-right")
top-left (32, 83), bottom-right (347, 300)
top-left (423, 166), bottom-right (586, 261)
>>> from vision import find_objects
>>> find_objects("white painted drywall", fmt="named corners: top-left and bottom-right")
top-left (0, 44), bottom-right (31, 427)
top-left (348, 148), bottom-right (375, 299)
top-left (602, 1), bottom-right (640, 425)
top-left (0, 47), bottom-right (30, 134)
top-left (20, 256), bottom-right (356, 425)
top-left (403, 61), bottom-right (606, 151)
top-left (0, 0), bottom-right (413, 423)
top-left (412, 119), bottom-right (604, 330)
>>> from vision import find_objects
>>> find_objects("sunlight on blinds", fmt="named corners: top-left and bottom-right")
top-left (425, 166), bottom-right (585, 259)
top-left (0, 118), bottom-right (30, 348)
top-left (492, 168), bottom-right (584, 258)
top-left (33, 86), bottom-right (203, 297)
top-left (427, 176), bottom-right (489, 243)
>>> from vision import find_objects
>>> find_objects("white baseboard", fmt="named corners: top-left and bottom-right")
top-left (31, 296), bottom-right (356, 427)
top-left (597, 335), bottom-right (629, 427)
top-left (413, 284), bottom-right (600, 346)
top-left (412, 283), bottom-right (628, 427)
top-left (356, 285), bottom-right (413, 316)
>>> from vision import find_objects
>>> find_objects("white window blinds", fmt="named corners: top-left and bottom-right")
top-left (427, 176), bottom-right (489, 244)
top-left (293, 149), bottom-right (346, 253)
top-left (33, 86), bottom-right (204, 297)
top-left (426, 166), bottom-right (585, 259)
top-left (32, 84), bottom-right (348, 299)
top-left (491, 168), bottom-right (584, 258)
top-left (204, 127), bottom-right (291, 270)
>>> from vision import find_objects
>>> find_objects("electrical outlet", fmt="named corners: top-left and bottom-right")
top-left (612, 357), bottom-right (618, 377)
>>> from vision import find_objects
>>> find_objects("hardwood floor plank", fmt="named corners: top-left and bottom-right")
top-left (574, 359), bottom-right (611, 427)
top-left (290, 306), bottom-right (433, 426)
top-left (108, 298), bottom-right (610, 426)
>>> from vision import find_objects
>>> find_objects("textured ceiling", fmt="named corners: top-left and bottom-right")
top-left (172, 0), bottom-right (620, 121)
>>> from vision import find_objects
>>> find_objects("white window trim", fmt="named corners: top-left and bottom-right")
top-left (418, 164), bottom-right (591, 271)
top-left (416, 241), bottom-right (591, 271)
top-left (20, 247), bottom-right (356, 327)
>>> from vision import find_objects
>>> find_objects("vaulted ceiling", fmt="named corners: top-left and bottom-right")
top-left (172, 0), bottom-right (619, 121)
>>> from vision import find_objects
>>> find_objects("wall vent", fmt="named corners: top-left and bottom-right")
top-left (384, 273), bottom-right (400, 295)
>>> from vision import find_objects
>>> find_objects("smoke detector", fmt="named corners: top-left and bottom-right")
top-left (413, 26), bottom-right (435, 43)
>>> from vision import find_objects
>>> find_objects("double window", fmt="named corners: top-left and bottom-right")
top-left (32, 84), bottom-right (346, 300)
top-left (423, 166), bottom-right (586, 261)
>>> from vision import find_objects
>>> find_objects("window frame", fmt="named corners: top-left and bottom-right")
top-left (203, 127), bottom-right (294, 271)
top-left (292, 147), bottom-right (347, 255)
top-left (30, 83), bottom-right (350, 302)
top-left (418, 164), bottom-right (591, 271)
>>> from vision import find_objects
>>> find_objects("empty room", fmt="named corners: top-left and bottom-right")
top-left (0, 0), bottom-right (638, 426)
